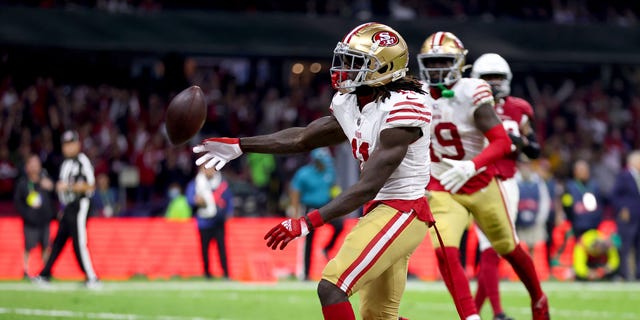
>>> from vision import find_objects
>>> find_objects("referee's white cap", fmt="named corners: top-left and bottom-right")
top-left (61, 130), bottom-right (79, 143)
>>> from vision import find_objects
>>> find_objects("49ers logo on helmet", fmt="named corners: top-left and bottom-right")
top-left (372, 31), bottom-right (399, 47)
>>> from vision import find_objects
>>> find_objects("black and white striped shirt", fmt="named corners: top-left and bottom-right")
top-left (58, 153), bottom-right (95, 205)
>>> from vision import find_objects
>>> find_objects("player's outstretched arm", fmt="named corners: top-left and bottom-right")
top-left (193, 116), bottom-right (346, 170)
top-left (264, 126), bottom-right (420, 250)
top-left (241, 115), bottom-right (347, 154)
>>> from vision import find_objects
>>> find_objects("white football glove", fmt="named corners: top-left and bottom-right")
top-left (440, 158), bottom-right (484, 194)
top-left (192, 137), bottom-right (243, 170)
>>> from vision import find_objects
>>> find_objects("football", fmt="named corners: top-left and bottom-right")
top-left (165, 85), bottom-right (206, 146)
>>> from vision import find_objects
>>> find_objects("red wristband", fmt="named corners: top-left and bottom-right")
top-left (202, 137), bottom-right (239, 144)
top-left (306, 209), bottom-right (325, 229)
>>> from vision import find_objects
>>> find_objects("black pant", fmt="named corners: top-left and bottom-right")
top-left (40, 198), bottom-right (97, 281)
top-left (303, 218), bottom-right (344, 280)
top-left (323, 218), bottom-right (345, 253)
top-left (198, 221), bottom-right (228, 278)
top-left (304, 230), bottom-right (315, 280)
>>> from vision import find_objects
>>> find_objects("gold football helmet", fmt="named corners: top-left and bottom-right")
top-left (331, 23), bottom-right (409, 93)
top-left (417, 31), bottom-right (468, 86)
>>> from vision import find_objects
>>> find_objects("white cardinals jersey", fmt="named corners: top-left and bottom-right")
top-left (424, 78), bottom-right (496, 193)
top-left (330, 90), bottom-right (431, 201)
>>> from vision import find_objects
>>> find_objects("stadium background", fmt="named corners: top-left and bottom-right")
top-left (0, 0), bottom-right (639, 285)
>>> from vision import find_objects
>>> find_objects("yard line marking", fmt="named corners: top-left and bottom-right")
top-left (1, 281), bottom-right (640, 292)
top-left (0, 307), bottom-right (217, 320)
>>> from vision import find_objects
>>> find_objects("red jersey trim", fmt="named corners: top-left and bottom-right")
top-left (363, 197), bottom-right (434, 225)
top-left (473, 92), bottom-right (493, 105)
top-left (386, 115), bottom-right (431, 123)
top-left (389, 108), bottom-right (431, 116)
top-left (393, 101), bottom-right (428, 109)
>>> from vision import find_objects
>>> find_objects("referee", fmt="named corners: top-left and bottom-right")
top-left (33, 130), bottom-right (100, 288)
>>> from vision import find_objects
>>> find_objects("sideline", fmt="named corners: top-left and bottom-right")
top-left (0, 280), bottom-right (639, 292)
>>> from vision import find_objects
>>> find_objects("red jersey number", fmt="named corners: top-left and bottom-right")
top-left (351, 138), bottom-right (370, 162)
top-left (431, 122), bottom-right (465, 162)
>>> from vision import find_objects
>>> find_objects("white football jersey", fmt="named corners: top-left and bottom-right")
top-left (424, 78), bottom-right (494, 180)
top-left (330, 90), bottom-right (431, 200)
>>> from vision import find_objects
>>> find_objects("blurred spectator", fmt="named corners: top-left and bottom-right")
top-left (246, 152), bottom-right (277, 215)
top-left (5, 0), bottom-right (637, 26)
top-left (0, 144), bottom-right (18, 200)
top-left (515, 161), bottom-right (551, 253)
top-left (535, 158), bottom-right (563, 268)
top-left (156, 146), bottom-right (192, 193)
top-left (134, 142), bottom-right (161, 207)
top-left (92, 173), bottom-right (119, 217)
top-left (288, 147), bottom-right (336, 280)
top-left (611, 150), bottom-right (640, 281)
top-left (164, 182), bottom-right (192, 220)
top-left (573, 229), bottom-right (620, 281)
top-left (561, 159), bottom-right (604, 238)
top-left (13, 154), bottom-right (55, 277)
top-left (187, 167), bottom-right (234, 279)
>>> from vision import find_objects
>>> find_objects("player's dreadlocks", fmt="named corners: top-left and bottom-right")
top-left (355, 76), bottom-right (426, 102)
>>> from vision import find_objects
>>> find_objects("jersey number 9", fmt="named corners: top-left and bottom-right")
top-left (430, 122), bottom-right (465, 162)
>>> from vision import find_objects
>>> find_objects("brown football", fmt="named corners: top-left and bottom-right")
top-left (165, 85), bottom-right (206, 145)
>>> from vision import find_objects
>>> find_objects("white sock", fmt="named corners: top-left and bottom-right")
top-left (465, 315), bottom-right (481, 320)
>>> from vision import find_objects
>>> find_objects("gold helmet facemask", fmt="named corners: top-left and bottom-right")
top-left (417, 31), bottom-right (468, 86)
top-left (331, 23), bottom-right (409, 93)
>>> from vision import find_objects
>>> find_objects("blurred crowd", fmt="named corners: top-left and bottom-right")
top-left (0, 0), bottom-right (637, 26)
top-left (0, 59), bottom-right (336, 218)
top-left (1, 58), bottom-right (639, 221)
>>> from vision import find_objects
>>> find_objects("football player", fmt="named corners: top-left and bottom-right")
top-left (470, 53), bottom-right (542, 320)
top-left (194, 23), bottom-right (434, 320)
top-left (416, 32), bottom-right (549, 320)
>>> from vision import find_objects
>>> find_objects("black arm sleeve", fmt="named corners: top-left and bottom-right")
top-left (521, 131), bottom-right (541, 159)
top-left (563, 197), bottom-right (575, 225)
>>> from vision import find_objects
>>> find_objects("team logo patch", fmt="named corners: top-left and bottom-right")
top-left (372, 31), bottom-right (399, 47)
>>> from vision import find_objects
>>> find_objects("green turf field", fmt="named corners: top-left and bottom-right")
top-left (0, 280), bottom-right (638, 319)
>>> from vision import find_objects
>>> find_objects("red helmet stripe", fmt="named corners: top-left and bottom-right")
top-left (432, 31), bottom-right (445, 47)
top-left (344, 22), bottom-right (375, 43)
top-left (450, 33), bottom-right (464, 48)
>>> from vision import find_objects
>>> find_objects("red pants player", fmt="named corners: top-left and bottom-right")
top-left (194, 23), bottom-right (434, 319)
